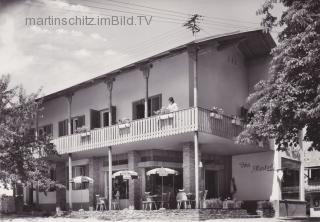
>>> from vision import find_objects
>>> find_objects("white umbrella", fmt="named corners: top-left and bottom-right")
top-left (72, 176), bottom-right (94, 184)
top-left (112, 170), bottom-right (138, 209)
top-left (71, 176), bottom-right (94, 211)
top-left (146, 167), bottom-right (179, 209)
top-left (113, 170), bottom-right (138, 180)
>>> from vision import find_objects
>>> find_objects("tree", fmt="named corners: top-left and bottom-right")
top-left (237, 0), bottom-right (320, 151)
top-left (0, 74), bottom-right (60, 193)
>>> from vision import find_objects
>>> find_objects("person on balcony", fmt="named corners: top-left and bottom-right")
top-left (167, 97), bottom-right (178, 112)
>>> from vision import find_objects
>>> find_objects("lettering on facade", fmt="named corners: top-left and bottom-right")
top-left (238, 161), bottom-right (274, 173)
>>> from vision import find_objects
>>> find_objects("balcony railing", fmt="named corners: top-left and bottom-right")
top-left (306, 180), bottom-right (320, 193)
top-left (198, 107), bottom-right (244, 140)
top-left (53, 107), bottom-right (244, 154)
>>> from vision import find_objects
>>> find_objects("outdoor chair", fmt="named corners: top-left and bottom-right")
top-left (111, 196), bottom-right (120, 210)
top-left (96, 195), bottom-right (106, 211)
top-left (142, 193), bottom-right (157, 210)
top-left (159, 192), bottom-right (171, 209)
top-left (186, 193), bottom-right (194, 209)
top-left (176, 190), bottom-right (188, 209)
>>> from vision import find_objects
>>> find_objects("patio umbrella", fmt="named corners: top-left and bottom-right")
top-left (112, 170), bottom-right (138, 209)
top-left (146, 167), bottom-right (179, 209)
top-left (71, 176), bottom-right (94, 211)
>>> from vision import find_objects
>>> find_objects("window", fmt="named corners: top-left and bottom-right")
top-left (71, 115), bottom-right (85, 134)
top-left (58, 119), bottom-right (68, 137)
top-left (90, 107), bottom-right (116, 130)
top-left (39, 124), bottom-right (53, 138)
top-left (310, 168), bottom-right (320, 183)
top-left (281, 158), bottom-right (300, 200)
top-left (113, 173), bottom-right (129, 199)
top-left (66, 165), bottom-right (89, 190)
top-left (132, 94), bottom-right (162, 120)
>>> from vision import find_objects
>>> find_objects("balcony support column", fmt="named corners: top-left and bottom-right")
top-left (188, 44), bottom-right (200, 209)
top-left (68, 153), bottom-right (72, 211)
top-left (108, 146), bottom-right (112, 210)
top-left (105, 77), bottom-right (115, 210)
top-left (298, 130), bottom-right (305, 201)
top-left (187, 45), bottom-right (199, 107)
top-left (194, 131), bottom-right (199, 209)
top-left (140, 63), bottom-right (153, 118)
top-left (66, 94), bottom-right (73, 135)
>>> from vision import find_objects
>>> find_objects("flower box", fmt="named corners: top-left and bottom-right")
top-left (80, 131), bottom-right (90, 137)
top-left (118, 123), bottom-right (130, 129)
top-left (210, 112), bottom-right (223, 119)
top-left (159, 113), bottom-right (174, 120)
top-left (231, 117), bottom-right (241, 125)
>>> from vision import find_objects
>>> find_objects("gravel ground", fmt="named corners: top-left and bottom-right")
top-left (0, 216), bottom-right (318, 222)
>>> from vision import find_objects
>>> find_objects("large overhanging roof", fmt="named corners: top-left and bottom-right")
top-left (40, 28), bottom-right (276, 102)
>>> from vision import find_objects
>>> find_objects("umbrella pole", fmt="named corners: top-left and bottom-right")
top-left (81, 187), bottom-right (82, 211)
top-left (173, 175), bottom-right (175, 195)
top-left (161, 176), bottom-right (164, 208)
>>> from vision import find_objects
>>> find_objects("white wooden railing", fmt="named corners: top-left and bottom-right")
top-left (52, 107), bottom-right (244, 154)
top-left (198, 107), bottom-right (244, 140)
top-left (53, 107), bottom-right (197, 154)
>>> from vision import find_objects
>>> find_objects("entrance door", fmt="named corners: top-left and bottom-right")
top-left (205, 170), bottom-right (218, 199)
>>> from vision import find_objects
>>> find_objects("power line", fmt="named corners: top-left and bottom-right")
top-left (77, 0), bottom-right (188, 19)
top-left (82, 0), bottom-right (191, 16)
top-left (72, 0), bottom-right (262, 29)
top-left (29, 1), bottom-right (262, 32)
top-left (25, 2), bottom-right (185, 25)
top-left (81, 0), bottom-right (262, 27)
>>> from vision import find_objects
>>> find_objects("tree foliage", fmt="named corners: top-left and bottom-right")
top-left (238, 0), bottom-right (320, 151)
top-left (0, 74), bottom-right (59, 191)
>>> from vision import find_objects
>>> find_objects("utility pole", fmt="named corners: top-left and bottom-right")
top-left (184, 14), bottom-right (202, 209)
top-left (183, 14), bottom-right (203, 39)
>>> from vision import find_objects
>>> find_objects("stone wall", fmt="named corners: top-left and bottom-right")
top-left (128, 151), bottom-right (141, 209)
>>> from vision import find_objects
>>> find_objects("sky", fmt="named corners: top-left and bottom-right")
top-left (0, 0), bottom-right (283, 97)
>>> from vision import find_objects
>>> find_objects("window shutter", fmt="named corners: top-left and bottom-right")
top-left (71, 119), bottom-right (74, 134)
top-left (112, 106), bottom-right (117, 124)
top-left (90, 109), bottom-right (101, 129)
top-left (78, 115), bottom-right (85, 127)
top-left (44, 124), bottom-right (53, 137)
top-left (152, 95), bottom-right (161, 115)
top-left (58, 121), bottom-right (63, 137)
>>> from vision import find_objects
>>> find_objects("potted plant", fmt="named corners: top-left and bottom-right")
top-left (231, 115), bottom-right (241, 125)
top-left (118, 118), bottom-right (131, 129)
top-left (210, 106), bottom-right (224, 119)
top-left (256, 200), bottom-right (275, 218)
top-left (74, 126), bottom-right (90, 137)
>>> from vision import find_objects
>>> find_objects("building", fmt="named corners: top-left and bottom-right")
top-left (305, 149), bottom-right (320, 217)
top-left (25, 29), bottom-right (306, 217)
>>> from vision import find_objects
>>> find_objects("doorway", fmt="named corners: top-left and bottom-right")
top-left (205, 170), bottom-right (218, 199)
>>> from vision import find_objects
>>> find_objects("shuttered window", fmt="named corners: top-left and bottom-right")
top-left (71, 115), bottom-right (85, 134)
top-left (58, 119), bottom-right (68, 137)
top-left (132, 94), bottom-right (162, 120)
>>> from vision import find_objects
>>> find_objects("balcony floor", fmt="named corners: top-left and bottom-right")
top-left (56, 131), bottom-right (268, 161)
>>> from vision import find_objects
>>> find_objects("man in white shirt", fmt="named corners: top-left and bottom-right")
top-left (167, 97), bottom-right (178, 112)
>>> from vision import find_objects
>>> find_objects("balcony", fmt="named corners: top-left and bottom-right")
top-left (306, 180), bottom-right (320, 193)
top-left (52, 107), bottom-right (245, 154)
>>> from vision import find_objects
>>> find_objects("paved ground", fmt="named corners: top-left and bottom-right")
top-left (0, 216), bottom-right (319, 222)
